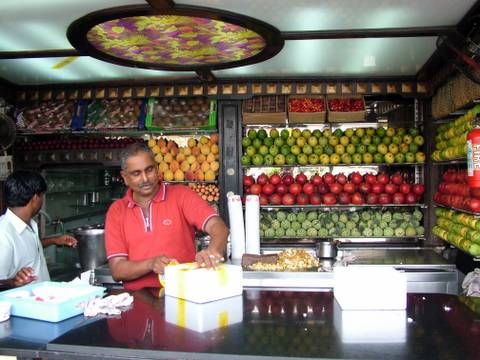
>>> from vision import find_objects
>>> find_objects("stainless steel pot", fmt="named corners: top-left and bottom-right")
top-left (71, 227), bottom-right (107, 271)
top-left (316, 241), bottom-right (338, 259)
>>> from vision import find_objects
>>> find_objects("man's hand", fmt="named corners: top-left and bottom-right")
top-left (13, 267), bottom-right (36, 287)
top-left (55, 235), bottom-right (77, 247)
top-left (195, 248), bottom-right (224, 269)
top-left (150, 255), bottom-right (177, 275)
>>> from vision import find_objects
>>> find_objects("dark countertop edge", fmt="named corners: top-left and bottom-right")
top-left (45, 344), bottom-right (340, 360)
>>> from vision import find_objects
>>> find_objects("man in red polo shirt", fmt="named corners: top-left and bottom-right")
top-left (105, 142), bottom-right (229, 291)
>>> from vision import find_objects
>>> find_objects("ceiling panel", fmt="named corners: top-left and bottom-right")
top-left (0, 57), bottom-right (196, 85)
top-left (179, 0), bottom-right (476, 31)
top-left (213, 38), bottom-right (437, 78)
top-left (0, 0), bottom-right (146, 51)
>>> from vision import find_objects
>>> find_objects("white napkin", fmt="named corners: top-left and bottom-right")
top-left (245, 195), bottom-right (260, 254)
top-left (84, 292), bottom-right (133, 317)
top-left (227, 194), bottom-right (246, 259)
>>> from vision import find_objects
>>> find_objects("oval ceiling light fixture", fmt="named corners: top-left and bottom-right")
top-left (67, 5), bottom-right (284, 71)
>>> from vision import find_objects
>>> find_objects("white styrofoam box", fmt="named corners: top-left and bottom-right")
top-left (333, 300), bottom-right (406, 343)
top-left (334, 266), bottom-right (406, 310)
top-left (164, 263), bottom-right (243, 303)
top-left (0, 281), bottom-right (105, 322)
top-left (165, 294), bottom-right (243, 333)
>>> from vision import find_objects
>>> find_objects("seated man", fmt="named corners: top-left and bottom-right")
top-left (0, 170), bottom-right (77, 287)
top-left (105, 143), bottom-right (229, 291)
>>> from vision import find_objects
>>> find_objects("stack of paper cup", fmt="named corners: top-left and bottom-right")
top-left (227, 194), bottom-right (245, 259)
top-left (245, 195), bottom-right (260, 254)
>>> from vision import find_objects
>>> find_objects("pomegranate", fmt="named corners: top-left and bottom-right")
top-left (366, 193), bottom-right (379, 204)
top-left (336, 173), bottom-right (348, 185)
top-left (269, 173), bottom-right (281, 186)
top-left (384, 183), bottom-right (398, 195)
top-left (365, 173), bottom-right (377, 185)
top-left (330, 183), bottom-right (343, 195)
top-left (323, 173), bottom-right (335, 185)
top-left (376, 173), bottom-right (390, 185)
top-left (391, 172), bottom-right (404, 185)
top-left (243, 175), bottom-right (255, 187)
top-left (399, 183), bottom-right (412, 195)
top-left (295, 173), bottom-right (308, 185)
top-left (378, 193), bottom-right (392, 204)
top-left (309, 193), bottom-right (322, 205)
top-left (281, 193), bottom-right (295, 205)
top-left (262, 183), bottom-right (275, 196)
top-left (392, 192), bottom-right (406, 204)
top-left (289, 183), bottom-right (302, 195)
top-left (343, 182), bottom-right (356, 194)
top-left (275, 184), bottom-right (287, 195)
top-left (323, 193), bottom-right (337, 205)
top-left (302, 182), bottom-right (315, 195)
top-left (413, 184), bottom-right (425, 196)
top-left (350, 172), bottom-right (363, 185)
top-left (282, 174), bottom-right (294, 186)
top-left (351, 192), bottom-right (365, 205)
top-left (310, 174), bottom-right (323, 186)
top-left (250, 184), bottom-right (262, 195)
top-left (269, 193), bottom-right (282, 205)
top-left (257, 173), bottom-right (269, 185)
top-left (296, 193), bottom-right (310, 205)
top-left (371, 183), bottom-right (384, 194)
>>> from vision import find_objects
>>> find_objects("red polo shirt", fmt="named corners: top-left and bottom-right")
top-left (105, 182), bottom-right (218, 291)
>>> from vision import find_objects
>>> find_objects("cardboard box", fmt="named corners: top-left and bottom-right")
top-left (333, 300), bottom-right (406, 343)
top-left (165, 294), bottom-right (243, 333)
top-left (164, 263), bottom-right (243, 303)
top-left (288, 95), bottom-right (326, 124)
top-left (0, 281), bottom-right (105, 322)
top-left (242, 95), bottom-right (287, 125)
top-left (327, 95), bottom-right (366, 122)
top-left (333, 267), bottom-right (406, 310)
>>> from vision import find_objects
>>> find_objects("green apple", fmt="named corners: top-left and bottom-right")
top-left (242, 137), bottom-right (251, 147)
top-left (330, 153), bottom-right (341, 165)
top-left (269, 145), bottom-right (279, 156)
top-left (252, 138), bottom-right (263, 149)
top-left (286, 153), bottom-right (297, 165)
top-left (281, 129), bottom-right (290, 140)
top-left (280, 144), bottom-right (291, 156)
top-left (324, 145), bottom-right (334, 155)
top-left (376, 127), bottom-right (386, 137)
top-left (386, 127), bottom-right (396, 137)
top-left (366, 127), bottom-right (376, 136)
top-left (373, 153), bottom-right (384, 164)
top-left (291, 128), bottom-right (302, 138)
top-left (377, 143), bottom-right (388, 155)
top-left (346, 144), bottom-right (356, 155)
top-left (313, 145), bottom-right (324, 155)
top-left (329, 136), bottom-right (339, 146)
top-left (335, 144), bottom-right (345, 155)
top-left (252, 154), bottom-right (264, 166)
top-left (263, 137), bottom-right (274, 147)
top-left (414, 135), bottom-right (425, 146)
top-left (345, 128), bottom-right (354, 138)
top-left (388, 143), bottom-right (399, 154)
top-left (355, 128), bottom-right (365, 138)
top-left (399, 143), bottom-right (409, 154)
top-left (246, 145), bottom-right (256, 157)
top-left (241, 155), bottom-right (251, 166)
top-left (318, 136), bottom-right (328, 146)
top-left (274, 154), bottom-right (285, 166)
top-left (382, 136), bottom-right (392, 145)
top-left (302, 129), bottom-right (312, 139)
top-left (333, 128), bottom-right (344, 138)
top-left (408, 128), bottom-right (419, 137)
top-left (247, 129), bottom-right (257, 139)
top-left (290, 145), bottom-right (301, 155)
top-left (323, 128), bottom-right (333, 138)
top-left (405, 152), bottom-right (415, 163)
top-left (263, 154), bottom-right (274, 166)
top-left (286, 136), bottom-right (296, 146)
top-left (415, 151), bottom-right (426, 163)
top-left (308, 136), bottom-right (318, 147)
top-left (363, 153), bottom-right (373, 164)
top-left (274, 137), bottom-right (284, 147)
top-left (392, 135), bottom-right (402, 145)
top-left (396, 128), bottom-right (406, 137)
top-left (312, 129), bottom-right (322, 138)
top-left (258, 144), bottom-right (269, 155)
top-left (409, 143), bottom-right (419, 153)
top-left (352, 153), bottom-right (363, 164)
top-left (320, 154), bottom-right (330, 165)
top-left (257, 129), bottom-right (268, 140)
top-left (394, 152), bottom-right (405, 163)
top-left (356, 144), bottom-right (367, 154)
top-left (341, 153), bottom-right (352, 164)
top-left (402, 135), bottom-right (413, 144)
top-left (350, 135), bottom-right (360, 145)
top-left (361, 135), bottom-right (372, 145)
top-left (296, 136), bottom-right (306, 147)
top-left (384, 152), bottom-right (395, 164)
top-left (297, 153), bottom-right (308, 165)
top-left (270, 128), bottom-right (279, 139)
top-left (302, 144), bottom-right (313, 155)
top-left (372, 136), bottom-right (382, 145)
top-left (308, 153), bottom-right (319, 165)
top-left (367, 144), bottom-right (377, 154)
top-left (340, 136), bottom-right (350, 146)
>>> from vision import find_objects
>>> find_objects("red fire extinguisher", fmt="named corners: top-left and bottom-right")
top-left (467, 118), bottom-right (480, 188)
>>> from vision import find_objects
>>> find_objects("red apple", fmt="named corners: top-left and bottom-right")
top-left (296, 193), bottom-right (309, 205)
top-left (358, 182), bottom-right (371, 194)
top-left (323, 193), bottom-right (337, 205)
top-left (343, 182), bottom-right (356, 194)
top-left (378, 193), bottom-right (392, 204)
top-left (309, 193), bottom-right (322, 205)
top-left (405, 193), bottom-right (417, 204)
top-left (250, 184), bottom-right (262, 195)
top-left (351, 192), bottom-right (365, 205)
top-left (365, 173), bottom-right (377, 185)
top-left (289, 183), bottom-right (302, 196)
top-left (350, 172), bottom-right (363, 185)
top-left (413, 184), bottom-right (425, 196)
top-left (303, 182), bottom-right (315, 195)
top-left (392, 192), bottom-right (406, 204)
top-left (269, 193), bottom-right (282, 205)
top-left (323, 173), bottom-right (335, 186)
top-left (311, 174), bottom-right (323, 186)
top-left (336, 173), bottom-right (347, 185)
top-left (295, 173), bottom-right (308, 185)
top-left (282, 193), bottom-right (295, 205)
top-left (269, 173), bottom-right (281, 186)
top-left (371, 183), bottom-right (384, 194)
top-left (282, 174), bottom-right (294, 186)
top-left (377, 173), bottom-right (390, 185)
top-left (276, 183), bottom-right (287, 195)
top-left (384, 183), bottom-right (398, 195)
top-left (262, 183), bottom-right (275, 196)
top-left (366, 193), bottom-right (379, 204)
top-left (399, 183), bottom-right (411, 195)
top-left (391, 172), bottom-right (404, 185)
top-left (338, 192), bottom-right (351, 204)
top-left (330, 183), bottom-right (343, 195)
top-left (243, 175), bottom-right (255, 187)
top-left (257, 173), bottom-right (269, 185)
top-left (317, 183), bottom-right (329, 194)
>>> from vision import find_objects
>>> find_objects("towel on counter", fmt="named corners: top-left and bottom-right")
top-left (84, 292), bottom-right (133, 317)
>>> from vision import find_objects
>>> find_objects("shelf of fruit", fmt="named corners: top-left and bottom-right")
top-left (433, 207), bottom-right (480, 257)
top-left (17, 128), bottom-right (218, 136)
top-left (242, 162), bottom-right (424, 169)
top-left (259, 208), bottom-right (425, 239)
top-left (433, 168), bottom-right (480, 213)
top-left (241, 126), bottom-right (425, 167)
top-left (244, 171), bottom-right (425, 206)
top-left (435, 204), bottom-right (480, 218)
top-left (259, 204), bottom-right (427, 209)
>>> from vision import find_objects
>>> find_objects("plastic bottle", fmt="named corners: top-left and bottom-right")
top-left (467, 115), bottom-right (480, 187)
